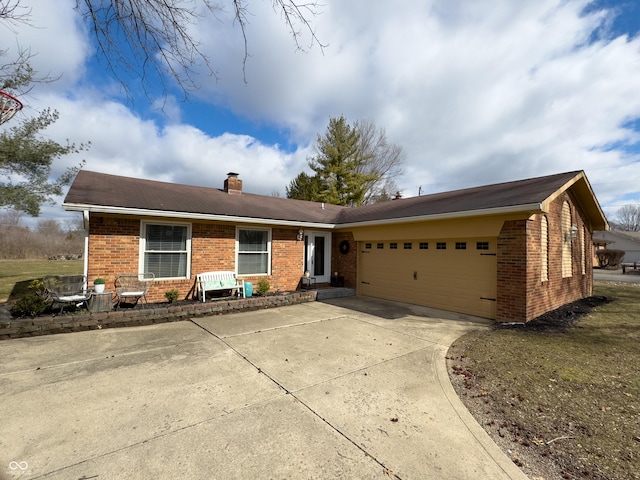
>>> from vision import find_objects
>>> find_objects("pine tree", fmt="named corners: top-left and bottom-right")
top-left (287, 116), bottom-right (405, 206)
top-left (0, 108), bottom-right (87, 216)
top-left (308, 116), bottom-right (375, 206)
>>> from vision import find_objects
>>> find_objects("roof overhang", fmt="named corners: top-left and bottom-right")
top-left (63, 203), bottom-right (336, 229)
top-left (541, 171), bottom-right (609, 231)
top-left (336, 203), bottom-right (544, 229)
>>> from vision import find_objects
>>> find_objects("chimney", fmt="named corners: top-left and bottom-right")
top-left (224, 172), bottom-right (242, 195)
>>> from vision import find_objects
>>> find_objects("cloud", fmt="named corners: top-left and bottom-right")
top-left (3, 0), bottom-right (640, 228)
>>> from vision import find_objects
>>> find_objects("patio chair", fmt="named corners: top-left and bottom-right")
top-left (43, 275), bottom-right (91, 314)
top-left (115, 273), bottom-right (155, 309)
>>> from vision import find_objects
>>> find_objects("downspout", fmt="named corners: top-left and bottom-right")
top-left (83, 210), bottom-right (89, 290)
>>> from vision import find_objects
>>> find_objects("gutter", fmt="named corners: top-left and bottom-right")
top-left (336, 203), bottom-right (545, 229)
top-left (63, 203), bottom-right (337, 229)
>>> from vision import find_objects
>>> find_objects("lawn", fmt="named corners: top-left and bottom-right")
top-left (0, 259), bottom-right (83, 303)
top-left (448, 283), bottom-right (640, 480)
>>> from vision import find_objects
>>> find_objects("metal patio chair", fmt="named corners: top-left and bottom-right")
top-left (43, 275), bottom-right (91, 314)
top-left (115, 273), bottom-right (155, 309)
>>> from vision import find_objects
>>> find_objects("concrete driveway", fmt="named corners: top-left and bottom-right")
top-left (0, 297), bottom-right (527, 480)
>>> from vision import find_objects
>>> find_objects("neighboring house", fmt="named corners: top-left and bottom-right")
top-left (592, 230), bottom-right (640, 264)
top-left (63, 170), bottom-right (608, 322)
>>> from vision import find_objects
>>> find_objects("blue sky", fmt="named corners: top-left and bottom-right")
top-left (2, 0), bottom-right (640, 227)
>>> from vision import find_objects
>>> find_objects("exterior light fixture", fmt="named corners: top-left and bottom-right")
top-left (565, 225), bottom-right (579, 242)
top-left (571, 225), bottom-right (578, 240)
top-left (297, 229), bottom-right (304, 241)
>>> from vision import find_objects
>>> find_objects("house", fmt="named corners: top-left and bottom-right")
top-left (592, 230), bottom-right (640, 264)
top-left (63, 169), bottom-right (608, 322)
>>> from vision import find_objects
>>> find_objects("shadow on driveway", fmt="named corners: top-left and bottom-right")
top-left (0, 297), bottom-right (526, 480)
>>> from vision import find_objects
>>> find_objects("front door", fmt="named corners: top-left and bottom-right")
top-left (304, 232), bottom-right (331, 283)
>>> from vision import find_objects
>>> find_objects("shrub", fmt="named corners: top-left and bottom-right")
top-left (596, 249), bottom-right (625, 268)
top-left (164, 289), bottom-right (180, 303)
top-left (256, 279), bottom-right (270, 296)
top-left (11, 295), bottom-right (48, 317)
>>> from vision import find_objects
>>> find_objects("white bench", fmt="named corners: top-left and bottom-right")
top-left (196, 271), bottom-right (245, 302)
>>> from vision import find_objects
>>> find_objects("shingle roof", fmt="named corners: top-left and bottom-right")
top-left (335, 170), bottom-right (582, 224)
top-left (64, 170), bottom-right (344, 224)
top-left (64, 169), bottom-right (601, 227)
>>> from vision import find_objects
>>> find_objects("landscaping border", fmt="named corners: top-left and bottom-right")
top-left (0, 291), bottom-right (317, 340)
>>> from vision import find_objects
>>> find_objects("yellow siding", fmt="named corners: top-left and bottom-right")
top-left (357, 238), bottom-right (497, 319)
top-left (344, 215), bottom-right (523, 242)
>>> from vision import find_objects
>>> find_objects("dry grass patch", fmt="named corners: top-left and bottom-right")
top-left (0, 259), bottom-right (83, 303)
top-left (448, 284), bottom-right (640, 480)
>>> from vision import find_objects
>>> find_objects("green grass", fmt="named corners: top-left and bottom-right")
top-left (0, 259), bottom-right (83, 303)
top-left (449, 283), bottom-right (640, 480)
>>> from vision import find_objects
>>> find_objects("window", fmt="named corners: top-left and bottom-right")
top-left (436, 242), bottom-right (446, 250)
top-left (141, 222), bottom-right (190, 279)
top-left (561, 201), bottom-right (572, 278)
top-left (404, 242), bottom-right (412, 249)
top-left (419, 242), bottom-right (428, 250)
top-left (581, 226), bottom-right (586, 275)
top-left (476, 242), bottom-right (489, 250)
top-left (455, 242), bottom-right (466, 250)
top-left (237, 228), bottom-right (271, 275)
top-left (390, 242), bottom-right (398, 249)
top-left (365, 243), bottom-right (372, 249)
top-left (541, 216), bottom-right (549, 282)
top-left (377, 243), bottom-right (384, 249)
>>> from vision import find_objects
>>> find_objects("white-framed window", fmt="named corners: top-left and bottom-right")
top-left (237, 227), bottom-right (271, 275)
top-left (140, 221), bottom-right (191, 279)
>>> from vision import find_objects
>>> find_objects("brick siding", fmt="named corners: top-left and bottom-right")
top-left (497, 191), bottom-right (593, 322)
top-left (332, 231), bottom-right (357, 288)
top-left (88, 215), bottom-right (307, 303)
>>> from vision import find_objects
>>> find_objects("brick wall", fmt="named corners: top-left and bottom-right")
top-left (88, 215), bottom-right (306, 303)
top-left (332, 231), bottom-right (357, 288)
top-left (496, 192), bottom-right (593, 322)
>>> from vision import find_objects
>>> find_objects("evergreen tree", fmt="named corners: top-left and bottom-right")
top-left (286, 172), bottom-right (323, 201)
top-left (286, 116), bottom-right (405, 206)
top-left (308, 116), bottom-right (375, 206)
top-left (0, 108), bottom-right (87, 216)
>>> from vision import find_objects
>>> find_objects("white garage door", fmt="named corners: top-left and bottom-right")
top-left (358, 238), bottom-right (497, 319)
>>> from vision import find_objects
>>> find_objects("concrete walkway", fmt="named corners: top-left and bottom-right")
top-left (0, 297), bottom-right (528, 480)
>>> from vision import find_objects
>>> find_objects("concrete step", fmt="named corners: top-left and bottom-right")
top-left (315, 287), bottom-right (356, 301)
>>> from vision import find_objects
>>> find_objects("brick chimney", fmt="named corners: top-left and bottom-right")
top-left (224, 172), bottom-right (242, 195)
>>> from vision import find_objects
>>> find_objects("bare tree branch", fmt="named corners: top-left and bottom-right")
top-left (75, 0), bottom-right (325, 99)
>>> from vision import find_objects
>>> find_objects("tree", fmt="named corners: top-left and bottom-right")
top-left (286, 116), bottom-right (406, 206)
top-left (0, 107), bottom-right (87, 216)
top-left (75, 0), bottom-right (324, 99)
top-left (307, 116), bottom-right (375, 206)
top-left (353, 119), bottom-right (405, 204)
top-left (612, 204), bottom-right (640, 232)
top-left (286, 171), bottom-right (323, 201)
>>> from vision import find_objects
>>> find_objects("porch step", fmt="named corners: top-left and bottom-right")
top-left (315, 287), bottom-right (356, 301)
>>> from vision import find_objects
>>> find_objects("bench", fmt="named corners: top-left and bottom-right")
top-left (622, 263), bottom-right (640, 274)
top-left (197, 271), bottom-right (245, 302)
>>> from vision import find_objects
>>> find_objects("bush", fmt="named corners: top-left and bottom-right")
top-left (164, 289), bottom-right (180, 303)
top-left (596, 249), bottom-right (625, 268)
top-left (11, 295), bottom-right (48, 317)
top-left (256, 279), bottom-right (270, 296)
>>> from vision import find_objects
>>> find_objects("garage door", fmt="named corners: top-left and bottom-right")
top-left (358, 239), bottom-right (497, 319)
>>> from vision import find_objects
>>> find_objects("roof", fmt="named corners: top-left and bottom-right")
top-left (63, 170), bottom-right (608, 230)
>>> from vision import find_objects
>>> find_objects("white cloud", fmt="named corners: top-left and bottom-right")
top-left (3, 0), bottom-right (640, 228)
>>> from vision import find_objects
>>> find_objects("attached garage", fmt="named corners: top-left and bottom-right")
top-left (357, 237), bottom-right (497, 319)
top-left (67, 169), bottom-right (608, 323)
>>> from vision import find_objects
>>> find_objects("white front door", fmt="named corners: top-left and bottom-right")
top-left (304, 232), bottom-right (332, 283)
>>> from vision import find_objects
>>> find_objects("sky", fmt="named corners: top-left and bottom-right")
top-left (1, 0), bottom-right (640, 228)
